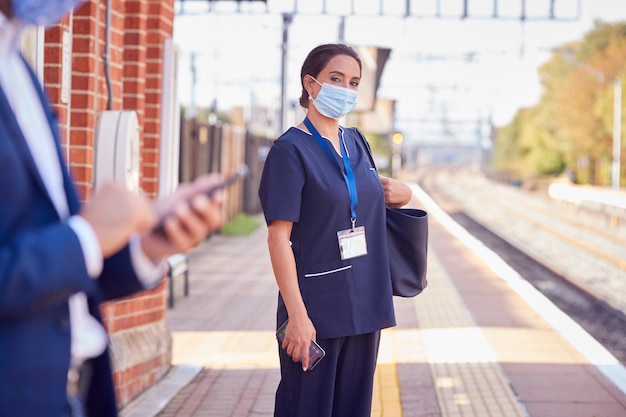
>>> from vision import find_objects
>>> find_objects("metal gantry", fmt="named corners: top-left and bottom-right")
top-left (174, 0), bottom-right (581, 143)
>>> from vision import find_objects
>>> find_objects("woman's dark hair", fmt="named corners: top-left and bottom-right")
top-left (299, 43), bottom-right (362, 108)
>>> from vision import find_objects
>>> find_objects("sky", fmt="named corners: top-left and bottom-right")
top-left (172, 0), bottom-right (626, 145)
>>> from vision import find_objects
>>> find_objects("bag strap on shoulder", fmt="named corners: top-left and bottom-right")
top-left (350, 127), bottom-right (377, 171)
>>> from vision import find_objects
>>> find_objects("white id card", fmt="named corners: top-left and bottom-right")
top-left (337, 226), bottom-right (367, 260)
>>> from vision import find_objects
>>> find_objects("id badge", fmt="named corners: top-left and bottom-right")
top-left (337, 226), bottom-right (367, 260)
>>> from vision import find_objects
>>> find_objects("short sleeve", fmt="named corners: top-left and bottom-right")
top-left (258, 141), bottom-right (305, 225)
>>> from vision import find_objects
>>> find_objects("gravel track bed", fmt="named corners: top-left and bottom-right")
top-left (416, 167), bottom-right (626, 365)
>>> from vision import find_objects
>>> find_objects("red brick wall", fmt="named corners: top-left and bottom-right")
top-left (43, 0), bottom-right (175, 409)
top-left (144, 1), bottom-right (175, 195)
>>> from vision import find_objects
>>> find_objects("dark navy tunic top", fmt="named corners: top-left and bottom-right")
top-left (258, 126), bottom-right (396, 339)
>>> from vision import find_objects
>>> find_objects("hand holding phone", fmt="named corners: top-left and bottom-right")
top-left (152, 164), bottom-right (248, 237)
top-left (276, 319), bottom-right (325, 371)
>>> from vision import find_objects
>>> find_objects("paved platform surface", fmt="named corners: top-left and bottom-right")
top-left (120, 184), bottom-right (626, 417)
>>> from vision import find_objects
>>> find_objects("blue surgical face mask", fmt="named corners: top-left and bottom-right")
top-left (309, 76), bottom-right (358, 120)
top-left (12, 0), bottom-right (86, 26)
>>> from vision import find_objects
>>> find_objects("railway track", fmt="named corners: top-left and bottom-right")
top-left (412, 164), bottom-right (626, 365)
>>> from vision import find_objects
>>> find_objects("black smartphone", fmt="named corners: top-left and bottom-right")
top-left (152, 164), bottom-right (248, 236)
top-left (276, 319), bottom-right (326, 371)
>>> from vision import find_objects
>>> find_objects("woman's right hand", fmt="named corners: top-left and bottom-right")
top-left (267, 220), bottom-right (316, 370)
top-left (282, 314), bottom-right (316, 371)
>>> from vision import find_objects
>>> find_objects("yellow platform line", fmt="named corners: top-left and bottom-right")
top-left (372, 328), bottom-right (403, 417)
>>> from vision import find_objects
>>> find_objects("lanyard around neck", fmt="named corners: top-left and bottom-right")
top-left (303, 117), bottom-right (358, 225)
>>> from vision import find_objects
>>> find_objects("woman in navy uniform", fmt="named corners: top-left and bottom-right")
top-left (258, 43), bottom-right (412, 417)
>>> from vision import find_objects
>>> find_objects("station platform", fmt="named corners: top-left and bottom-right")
top-left (120, 184), bottom-right (626, 417)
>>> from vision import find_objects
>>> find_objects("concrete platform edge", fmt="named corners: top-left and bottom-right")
top-left (119, 364), bottom-right (203, 417)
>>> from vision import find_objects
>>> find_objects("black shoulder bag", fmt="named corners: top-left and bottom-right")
top-left (351, 127), bottom-right (428, 297)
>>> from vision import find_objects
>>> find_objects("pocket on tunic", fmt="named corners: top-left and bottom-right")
top-left (301, 259), bottom-right (353, 326)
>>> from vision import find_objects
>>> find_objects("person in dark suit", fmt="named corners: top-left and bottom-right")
top-left (0, 1), bottom-right (226, 416)
top-left (258, 43), bottom-right (412, 417)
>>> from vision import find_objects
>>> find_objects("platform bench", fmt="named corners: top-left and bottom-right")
top-left (167, 253), bottom-right (190, 308)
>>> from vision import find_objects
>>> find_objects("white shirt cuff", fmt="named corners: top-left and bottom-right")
top-left (68, 215), bottom-right (103, 278)
top-left (129, 235), bottom-right (165, 289)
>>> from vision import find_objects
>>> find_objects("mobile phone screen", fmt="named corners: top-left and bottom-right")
top-left (276, 320), bottom-right (325, 371)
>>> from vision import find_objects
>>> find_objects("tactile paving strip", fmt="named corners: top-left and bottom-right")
top-left (412, 251), bottom-right (528, 417)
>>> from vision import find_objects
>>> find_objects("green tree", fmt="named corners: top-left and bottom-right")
top-left (495, 21), bottom-right (626, 185)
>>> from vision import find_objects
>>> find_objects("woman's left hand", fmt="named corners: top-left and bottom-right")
top-left (379, 176), bottom-right (412, 208)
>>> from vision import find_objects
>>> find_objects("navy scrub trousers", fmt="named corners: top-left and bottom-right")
top-left (274, 331), bottom-right (381, 417)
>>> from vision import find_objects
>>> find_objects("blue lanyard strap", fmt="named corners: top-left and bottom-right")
top-left (303, 117), bottom-right (358, 223)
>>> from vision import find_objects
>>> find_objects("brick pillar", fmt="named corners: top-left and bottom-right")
top-left (68, 0), bottom-right (104, 198)
top-left (144, 0), bottom-right (175, 195)
top-left (105, 0), bottom-right (173, 407)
